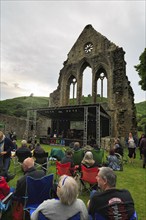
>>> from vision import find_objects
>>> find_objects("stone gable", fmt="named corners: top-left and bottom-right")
top-left (50, 24), bottom-right (137, 138)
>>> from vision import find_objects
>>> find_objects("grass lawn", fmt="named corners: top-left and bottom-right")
top-left (5, 143), bottom-right (146, 220)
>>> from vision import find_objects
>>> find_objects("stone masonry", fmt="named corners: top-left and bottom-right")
top-left (49, 24), bottom-right (137, 139)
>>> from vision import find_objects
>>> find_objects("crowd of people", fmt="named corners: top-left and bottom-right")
top-left (0, 129), bottom-right (146, 219)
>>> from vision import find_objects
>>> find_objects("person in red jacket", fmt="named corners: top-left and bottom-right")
top-left (0, 176), bottom-right (10, 200)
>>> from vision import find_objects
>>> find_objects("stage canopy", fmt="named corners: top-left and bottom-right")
top-left (31, 104), bottom-right (111, 146)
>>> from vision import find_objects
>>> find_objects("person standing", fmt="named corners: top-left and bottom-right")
top-left (138, 133), bottom-right (144, 160)
top-left (139, 134), bottom-right (146, 168)
top-left (0, 131), bottom-right (15, 181)
top-left (88, 167), bottom-right (135, 219)
top-left (126, 132), bottom-right (138, 163)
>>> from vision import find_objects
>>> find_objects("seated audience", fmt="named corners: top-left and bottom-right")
top-left (0, 175), bottom-right (10, 200)
top-left (92, 144), bottom-right (100, 150)
top-left (106, 149), bottom-right (121, 171)
top-left (16, 140), bottom-right (32, 162)
top-left (13, 157), bottom-right (45, 202)
top-left (73, 142), bottom-right (81, 151)
top-left (81, 151), bottom-right (98, 168)
top-left (114, 138), bottom-right (123, 156)
top-left (61, 149), bottom-right (75, 176)
top-left (33, 143), bottom-right (47, 173)
top-left (28, 143), bottom-right (35, 151)
top-left (61, 149), bottom-right (74, 167)
top-left (34, 142), bottom-right (45, 154)
top-left (88, 167), bottom-right (135, 219)
top-left (31, 175), bottom-right (89, 220)
top-left (83, 145), bottom-right (94, 153)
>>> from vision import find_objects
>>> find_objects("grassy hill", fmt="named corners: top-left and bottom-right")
top-left (0, 96), bottom-right (49, 117)
top-left (0, 96), bottom-right (146, 132)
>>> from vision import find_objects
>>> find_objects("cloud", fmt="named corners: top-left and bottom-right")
top-left (1, 0), bottom-right (145, 102)
top-left (0, 82), bottom-right (8, 86)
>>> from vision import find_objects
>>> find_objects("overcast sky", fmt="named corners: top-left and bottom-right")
top-left (1, 0), bottom-right (146, 103)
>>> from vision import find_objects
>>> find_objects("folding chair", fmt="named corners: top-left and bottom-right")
top-left (91, 149), bottom-right (104, 166)
top-left (56, 161), bottom-right (72, 179)
top-left (130, 211), bottom-right (138, 220)
top-left (36, 211), bottom-right (80, 220)
top-left (80, 165), bottom-right (99, 192)
top-left (72, 150), bottom-right (84, 165)
top-left (33, 152), bottom-right (49, 174)
top-left (16, 150), bottom-right (32, 163)
top-left (115, 152), bottom-right (123, 171)
top-left (0, 192), bottom-right (13, 219)
top-left (14, 150), bottom-right (32, 174)
top-left (68, 212), bottom-right (80, 220)
top-left (49, 148), bottom-right (65, 164)
top-left (24, 174), bottom-right (54, 218)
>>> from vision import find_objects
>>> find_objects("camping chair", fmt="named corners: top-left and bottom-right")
top-left (130, 211), bottom-right (138, 220)
top-left (0, 192), bottom-right (13, 219)
top-left (80, 165), bottom-right (99, 192)
top-left (49, 148), bottom-right (65, 164)
top-left (56, 161), bottom-right (72, 179)
top-left (24, 174), bottom-right (54, 219)
top-left (115, 152), bottom-right (123, 171)
top-left (14, 150), bottom-right (32, 174)
top-left (72, 149), bottom-right (84, 165)
top-left (33, 152), bottom-right (49, 174)
top-left (91, 149), bottom-right (104, 166)
top-left (35, 211), bottom-right (81, 220)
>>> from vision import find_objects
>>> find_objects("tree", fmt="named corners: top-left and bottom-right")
top-left (135, 48), bottom-right (146, 90)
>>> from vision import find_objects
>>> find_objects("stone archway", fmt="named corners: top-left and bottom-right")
top-left (50, 24), bottom-right (137, 138)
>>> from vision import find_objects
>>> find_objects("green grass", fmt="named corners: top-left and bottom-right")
top-left (6, 144), bottom-right (146, 220)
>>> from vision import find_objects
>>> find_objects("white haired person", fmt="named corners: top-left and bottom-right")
top-left (81, 151), bottom-right (99, 168)
top-left (88, 167), bottom-right (135, 219)
top-left (31, 175), bottom-right (89, 220)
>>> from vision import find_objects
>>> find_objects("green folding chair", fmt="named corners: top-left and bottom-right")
top-left (72, 150), bottom-right (84, 165)
top-left (91, 149), bottom-right (104, 166)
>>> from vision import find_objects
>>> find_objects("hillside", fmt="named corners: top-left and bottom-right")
top-left (0, 96), bottom-right (49, 117)
top-left (0, 96), bottom-right (145, 132)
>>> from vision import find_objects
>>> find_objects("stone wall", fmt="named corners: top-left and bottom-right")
top-left (0, 114), bottom-right (26, 139)
top-left (0, 114), bottom-right (51, 140)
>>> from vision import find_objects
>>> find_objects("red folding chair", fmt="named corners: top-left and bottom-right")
top-left (80, 165), bottom-right (99, 192)
top-left (56, 161), bottom-right (72, 179)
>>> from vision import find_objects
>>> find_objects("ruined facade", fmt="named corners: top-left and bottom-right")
top-left (50, 25), bottom-right (137, 138)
